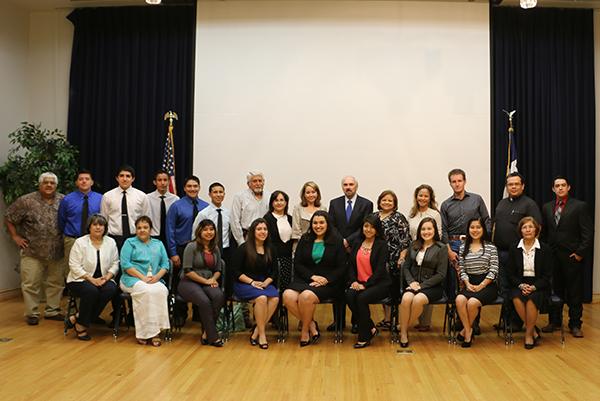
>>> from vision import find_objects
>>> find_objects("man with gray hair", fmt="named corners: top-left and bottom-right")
top-left (230, 171), bottom-right (270, 245)
top-left (5, 172), bottom-right (65, 325)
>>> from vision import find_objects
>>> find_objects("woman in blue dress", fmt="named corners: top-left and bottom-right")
top-left (231, 218), bottom-right (279, 349)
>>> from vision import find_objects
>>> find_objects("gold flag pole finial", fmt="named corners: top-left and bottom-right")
top-left (164, 111), bottom-right (179, 134)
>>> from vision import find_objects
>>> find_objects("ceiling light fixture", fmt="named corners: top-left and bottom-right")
top-left (146, 0), bottom-right (162, 5)
top-left (520, 0), bottom-right (537, 9)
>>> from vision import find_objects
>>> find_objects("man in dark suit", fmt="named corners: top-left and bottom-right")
top-left (541, 176), bottom-right (593, 338)
top-left (327, 176), bottom-right (373, 332)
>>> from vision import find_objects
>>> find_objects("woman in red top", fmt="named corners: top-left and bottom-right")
top-left (346, 214), bottom-right (391, 348)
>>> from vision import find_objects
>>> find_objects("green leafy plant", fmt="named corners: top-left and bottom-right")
top-left (0, 122), bottom-right (79, 205)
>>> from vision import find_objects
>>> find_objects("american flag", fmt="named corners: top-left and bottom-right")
top-left (161, 130), bottom-right (177, 195)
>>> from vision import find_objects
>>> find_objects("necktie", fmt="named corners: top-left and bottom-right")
top-left (216, 208), bottom-right (223, 252)
top-left (93, 250), bottom-right (102, 278)
top-left (192, 199), bottom-right (199, 220)
top-left (554, 199), bottom-right (563, 225)
top-left (81, 194), bottom-right (89, 236)
top-left (345, 199), bottom-right (353, 222)
top-left (159, 195), bottom-right (166, 241)
top-left (121, 190), bottom-right (130, 237)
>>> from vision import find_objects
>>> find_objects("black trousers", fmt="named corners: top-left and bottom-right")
top-left (346, 284), bottom-right (390, 342)
top-left (67, 280), bottom-right (118, 327)
top-left (549, 249), bottom-right (584, 329)
top-left (178, 277), bottom-right (225, 342)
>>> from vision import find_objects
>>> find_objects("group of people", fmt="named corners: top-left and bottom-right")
top-left (4, 166), bottom-right (593, 350)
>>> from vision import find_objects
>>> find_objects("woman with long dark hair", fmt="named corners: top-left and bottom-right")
top-left (178, 219), bottom-right (225, 347)
top-left (231, 218), bottom-right (279, 349)
top-left (264, 190), bottom-right (293, 289)
top-left (283, 211), bottom-right (346, 346)
top-left (346, 214), bottom-right (391, 348)
top-left (455, 218), bottom-right (499, 347)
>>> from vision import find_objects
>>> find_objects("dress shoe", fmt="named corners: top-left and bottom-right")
top-left (541, 323), bottom-right (560, 333)
top-left (45, 313), bottom-right (65, 321)
top-left (299, 338), bottom-right (311, 347)
top-left (311, 321), bottom-right (321, 344)
top-left (524, 342), bottom-right (535, 350)
top-left (210, 339), bottom-right (224, 347)
top-left (353, 340), bottom-right (371, 349)
top-left (26, 316), bottom-right (39, 326)
top-left (351, 324), bottom-right (359, 334)
top-left (570, 327), bottom-right (584, 338)
top-left (400, 335), bottom-right (409, 348)
top-left (326, 322), bottom-right (336, 332)
top-left (258, 341), bottom-right (269, 350)
top-left (461, 339), bottom-right (472, 348)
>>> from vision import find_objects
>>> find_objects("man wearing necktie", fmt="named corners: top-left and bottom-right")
top-left (147, 170), bottom-right (179, 251)
top-left (58, 169), bottom-right (103, 278)
top-left (327, 176), bottom-right (374, 332)
top-left (541, 176), bottom-right (594, 338)
top-left (166, 176), bottom-right (209, 325)
top-left (100, 165), bottom-right (150, 251)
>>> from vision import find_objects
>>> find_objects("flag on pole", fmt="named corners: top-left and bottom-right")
top-left (502, 109), bottom-right (517, 198)
top-left (161, 127), bottom-right (177, 195)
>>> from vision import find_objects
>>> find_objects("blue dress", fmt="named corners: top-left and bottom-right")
top-left (231, 243), bottom-right (279, 300)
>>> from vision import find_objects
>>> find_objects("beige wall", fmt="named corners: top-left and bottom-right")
top-left (0, 4), bottom-right (72, 291)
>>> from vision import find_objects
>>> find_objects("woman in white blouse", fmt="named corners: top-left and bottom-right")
top-left (66, 214), bottom-right (120, 340)
top-left (264, 191), bottom-right (293, 289)
top-left (291, 181), bottom-right (327, 243)
top-left (507, 216), bottom-right (552, 349)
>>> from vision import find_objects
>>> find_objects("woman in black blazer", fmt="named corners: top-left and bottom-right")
top-left (264, 190), bottom-right (293, 289)
top-left (399, 217), bottom-right (447, 347)
top-left (346, 214), bottom-right (391, 348)
top-left (508, 216), bottom-right (552, 349)
top-left (283, 210), bottom-right (347, 346)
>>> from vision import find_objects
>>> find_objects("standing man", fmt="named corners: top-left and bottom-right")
top-left (328, 176), bottom-right (373, 332)
top-left (166, 176), bottom-right (208, 325)
top-left (100, 165), bottom-right (149, 250)
top-left (58, 169), bottom-right (103, 272)
top-left (439, 168), bottom-right (491, 333)
top-left (5, 172), bottom-right (65, 325)
top-left (230, 171), bottom-right (270, 246)
top-left (493, 172), bottom-right (542, 331)
top-left (541, 176), bottom-right (593, 338)
top-left (147, 169), bottom-right (179, 250)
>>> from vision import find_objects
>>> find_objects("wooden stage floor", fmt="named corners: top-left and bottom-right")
top-left (1, 296), bottom-right (600, 401)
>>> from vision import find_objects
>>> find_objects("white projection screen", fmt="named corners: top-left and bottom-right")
top-left (193, 1), bottom-right (490, 214)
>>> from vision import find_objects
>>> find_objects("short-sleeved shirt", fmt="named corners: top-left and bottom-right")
top-left (5, 191), bottom-right (65, 260)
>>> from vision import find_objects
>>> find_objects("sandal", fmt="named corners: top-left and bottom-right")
top-left (137, 338), bottom-right (148, 346)
top-left (151, 337), bottom-right (162, 347)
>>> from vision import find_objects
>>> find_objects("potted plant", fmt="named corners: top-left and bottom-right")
top-left (0, 122), bottom-right (79, 205)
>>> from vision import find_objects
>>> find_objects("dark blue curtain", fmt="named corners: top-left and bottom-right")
top-left (66, 5), bottom-right (196, 193)
top-left (491, 7), bottom-right (595, 301)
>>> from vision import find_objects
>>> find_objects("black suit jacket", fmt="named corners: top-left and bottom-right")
top-left (293, 234), bottom-right (347, 286)
top-left (328, 195), bottom-right (373, 245)
top-left (507, 241), bottom-right (553, 292)
top-left (348, 238), bottom-right (391, 288)
top-left (541, 197), bottom-right (594, 256)
top-left (263, 212), bottom-right (293, 258)
top-left (402, 241), bottom-right (447, 289)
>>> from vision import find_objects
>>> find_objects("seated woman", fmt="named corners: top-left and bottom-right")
top-left (346, 214), bottom-right (391, 348)
top-left (66, 214), bottom-right (119, 341)
top-left (264, 190), bottom-right (293, 289)
top-left (455, 217), bottom-right (499, 348)
top-left (177, 219), bottom-right (225, 347)
top-left (283, 210), bottom-right (346, 346)
top-left (508, 216), bottom-right (552, 349)
top-left (120, 216), bottom-right (171, 347)
top-left (291, 181), bottom-right (327, 244)
top-left (399, 217), bottom-right (447, 348)
top-left (231, 218), bottom-right (279, 349)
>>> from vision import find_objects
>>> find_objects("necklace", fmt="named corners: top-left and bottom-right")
top-left (360, 245), bottom-right (372, 255)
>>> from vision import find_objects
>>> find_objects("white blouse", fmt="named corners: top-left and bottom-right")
top-left (517, 238), bottom-right (540, 277)
top-left (67, 235), bottom-right (120, 283)
top-left (273, 212), bottom-right (293, 243)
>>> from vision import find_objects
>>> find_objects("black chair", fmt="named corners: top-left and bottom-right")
top-left (63, 290), bottom-right (78, 336)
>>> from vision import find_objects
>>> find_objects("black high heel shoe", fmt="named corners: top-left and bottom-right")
top-left (249, 325), bottom-right (258, 346)
top-left (533, 326), bottom-right (542, 346)
top-left (400, 334), bottom-right (409, 348)
top-left (258, 341), bottom-right (269, 350)
top-left (311, 321), bottom-right (321, 344)
top-left (74, 324), bottom-right (91, 341)
top-left (353, 340), bottom-right (371, 349)
top-left (210, 339), bottom-right (224, 347)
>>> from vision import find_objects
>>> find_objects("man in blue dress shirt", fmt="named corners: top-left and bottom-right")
top-left (166, 176), bottom-right (209, 325)
top-left (58, 169), bottom-right (103, 276)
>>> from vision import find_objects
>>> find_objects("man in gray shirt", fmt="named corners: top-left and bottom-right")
top-left (230, 171), bottom-right (270, 245)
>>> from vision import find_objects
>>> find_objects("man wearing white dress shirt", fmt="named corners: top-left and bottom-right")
top-left (230, 171), bottom-right (270, 245)
top-left (147, 170), bottom-right (179, 249)
top-left (100, 165), bottom-right (150, 250)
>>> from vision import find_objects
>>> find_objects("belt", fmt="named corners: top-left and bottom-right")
top-left (448, 235), bottom-right (466, 241)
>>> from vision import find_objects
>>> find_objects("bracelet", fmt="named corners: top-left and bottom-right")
top-left (250, 280), bottom-right (254, 285)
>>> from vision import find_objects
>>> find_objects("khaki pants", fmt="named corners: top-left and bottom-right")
top-left (63, 236), bottom-right (77, 279)
top-left (20, 255), bottom-right (65, 317)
